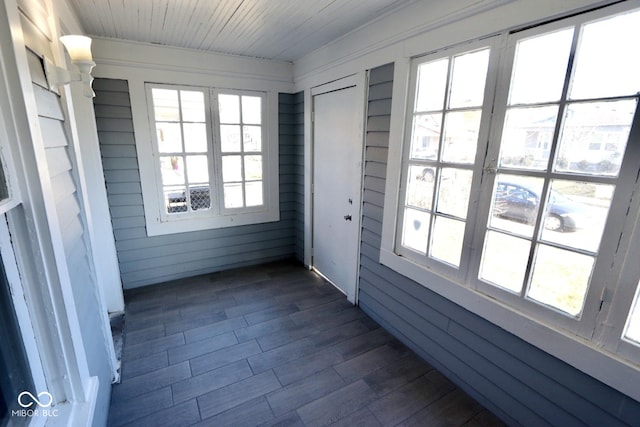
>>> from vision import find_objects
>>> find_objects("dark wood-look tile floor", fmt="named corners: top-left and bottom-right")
top-left (108, 260), bottom-right (505, 427)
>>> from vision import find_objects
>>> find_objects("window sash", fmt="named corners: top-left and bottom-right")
top-left (394, 40), bottom-right (499, 282)
top-left (211, 89), bottom-right (267, 214)
top-left (391, 3), bottom-right (640, 355)
top-left (470, 11), bottom-right (640, 336)
top-left (146, 84), bottom-right (269, 223)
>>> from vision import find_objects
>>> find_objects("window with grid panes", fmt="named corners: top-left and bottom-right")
top-left (146, 84), bottom-right (272, 228)
top-left (385, 3), bottom-right (640, 370)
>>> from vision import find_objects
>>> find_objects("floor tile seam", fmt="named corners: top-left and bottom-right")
top-left (124, 313), bottom-right (182, 330)
top-left (174, 310), bottom-right (228, 325)
top-left (167, 333), bottom-right (240, 366)
top-left (378, 385), bottom-right (458, 426)
top-left (118, 350), bottom-right (170, 383)
top-left (175, 318), bottom-right (248, 345)
top-left (289, 298), bottom-right (354, 319)
top-left (122, 324), bottom-right (167, 343)
top-left (267, 345), bottom-right (344, 384)
top-left (187, 339), bottom-right (262, 377)
top-left (111, 361), bottom-right (191, 403)
top-left (290, 309), bottom-right (360, 329)
top-left (233, 315), bottom-right (298, 344)
top-left (109, 386), bottom-right (174, 427)
top-left (262, 386), bottom-right (282, 424)
top-left (195, 369), bottom-right (282, 420)
top-left (122, 332), bottom-right (186, 361)
top-left (366, 394), bottom-right (426, 427)
top-left (197, 395), bottom-right (277, 426)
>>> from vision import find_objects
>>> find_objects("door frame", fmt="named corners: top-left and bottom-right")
top-left (305, 72), bottom-right (368, 304)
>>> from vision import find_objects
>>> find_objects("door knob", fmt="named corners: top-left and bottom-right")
top-left (344, 214), bottom-right (352, 221)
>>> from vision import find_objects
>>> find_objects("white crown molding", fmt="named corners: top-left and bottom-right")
top-left (92, 36), bottom-right (294, 88)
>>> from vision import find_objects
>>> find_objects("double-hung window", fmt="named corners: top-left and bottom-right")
top-left (145, 84), bottom-right (278, 234)
top-left (383, 2), bottom-right (640, 377)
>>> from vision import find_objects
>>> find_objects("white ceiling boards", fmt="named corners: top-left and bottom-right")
top-left (67, 0), bottom-right (415, 61)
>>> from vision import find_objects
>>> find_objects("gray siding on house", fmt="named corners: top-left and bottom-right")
top-left (358, 62), bottom-right (640, 426)
top-left (278, 92), bottom-right (304, 262)
top-left (27, 51), bottom-right (112, 427)
top-left (94, 79), bottom-right (303, 288)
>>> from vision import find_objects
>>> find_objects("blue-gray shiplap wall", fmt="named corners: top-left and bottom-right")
top-left (93, 79), bottom-right (304, 289)
top-left (28, 52), bottom-right (112, 427)
top-left (358, 62), bottom-right (640, 427)
top-left (279, 92), bottom-right (305, 262)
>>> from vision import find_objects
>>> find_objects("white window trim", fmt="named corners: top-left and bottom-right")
top-left (380, 1), bottom-right (640, 402)
top-left (134, 81), bottom-right (279, 236)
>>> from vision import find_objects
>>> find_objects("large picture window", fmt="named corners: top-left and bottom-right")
top-left (144, 84), bottom-right (278, 234)
top-left (383, 2), bottom-right (640, 373)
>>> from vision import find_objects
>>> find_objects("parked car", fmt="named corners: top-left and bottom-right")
top-left (492, 181), bottom-right (589, 232)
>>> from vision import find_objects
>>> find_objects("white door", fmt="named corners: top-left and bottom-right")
top-left (312, 75), bottom-right (365, 304)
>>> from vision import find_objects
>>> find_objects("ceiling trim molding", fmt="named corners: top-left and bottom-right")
top-left (293, 0), bottom-right (515, 85)
top-left (92, 37), bottom-right (294, 87)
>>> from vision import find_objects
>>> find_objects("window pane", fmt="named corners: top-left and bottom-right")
top-left (165, 186), bottom-right (187, 213)
top-left (224, 183), bottom-right (244, 208)
top-left (245, 181), bottom-right (263, 206)
top-left (540, 180), bottom-right (613, 252)
top-left (449, 49), bottom-right (490, 108)
top-left (186, 155), bottom-right (209, 183)
top-left (410, 114), bottom-right (441, 160)
top-left (243, 126), bottom-right (262, 152)
top-left (183, 123), bottom-right (207, 152)
top-left (222, 155), bottom-right (242, 182)
top-left (415, 58), bottom-right (448, 112)
top-left (402, 208), bottom-right (430, 254)
top-left (570, 10), bottom-right (640, 99)
top-left (554, 100), bottom-right (635, 177)
top-left (152, 88), bottom-right (179, 121)
top-left (509, 28), bottom-right (573, 104)
top-left (189, 186), bottom-right (210, 210)
top-left (498, 106), bottom-right (559, 170)
top-left (441, 110), bottom-right (481, 164)
top-left (160, 156), bottom-right (184, 185)
top-left (219, 94), bottom-right (240, 123)
top-left (490, 175), bottom-right (544, 238)
top-left (437, 168), bottom-right (471, 219)
top-left (430, 216), bottom-right (464, 267)
top-left (156, 122), bottom-right (182, 153)
top-left (242, 96), bottom-right (262, 124)
top-left (406, 165), bottom-right (434, 210)
top-left (479, 231), bottom-right (530, 293)
top-left (624, 282), bottom-right (640, 344)
top-left (527, 244), bottom-right (594, 316)
top-left (244, 155), bottom-right (262, 181)
top-left (180, 90), bottom-right (205, 122)
top-left (221, 125), bottom-right (241, 152)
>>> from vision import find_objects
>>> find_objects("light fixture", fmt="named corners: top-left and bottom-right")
top-left (44, 35), bottom-right (96, 97)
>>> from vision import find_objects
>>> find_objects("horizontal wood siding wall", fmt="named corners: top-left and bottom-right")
top-left (27, 50), bottom-right (112, 426)
top-left (94, 79), bottom-right (300, 288)
top-left (357, 62), bottom-right (640, 427)
top-left (279, 92), bottom-right (304, 262)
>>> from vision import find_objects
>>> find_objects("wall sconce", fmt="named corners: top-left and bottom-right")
top-left (44, 35), bottom-right (96, 97)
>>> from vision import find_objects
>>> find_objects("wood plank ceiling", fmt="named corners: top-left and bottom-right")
top-left (67, 0), bottom-right (416, 62)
